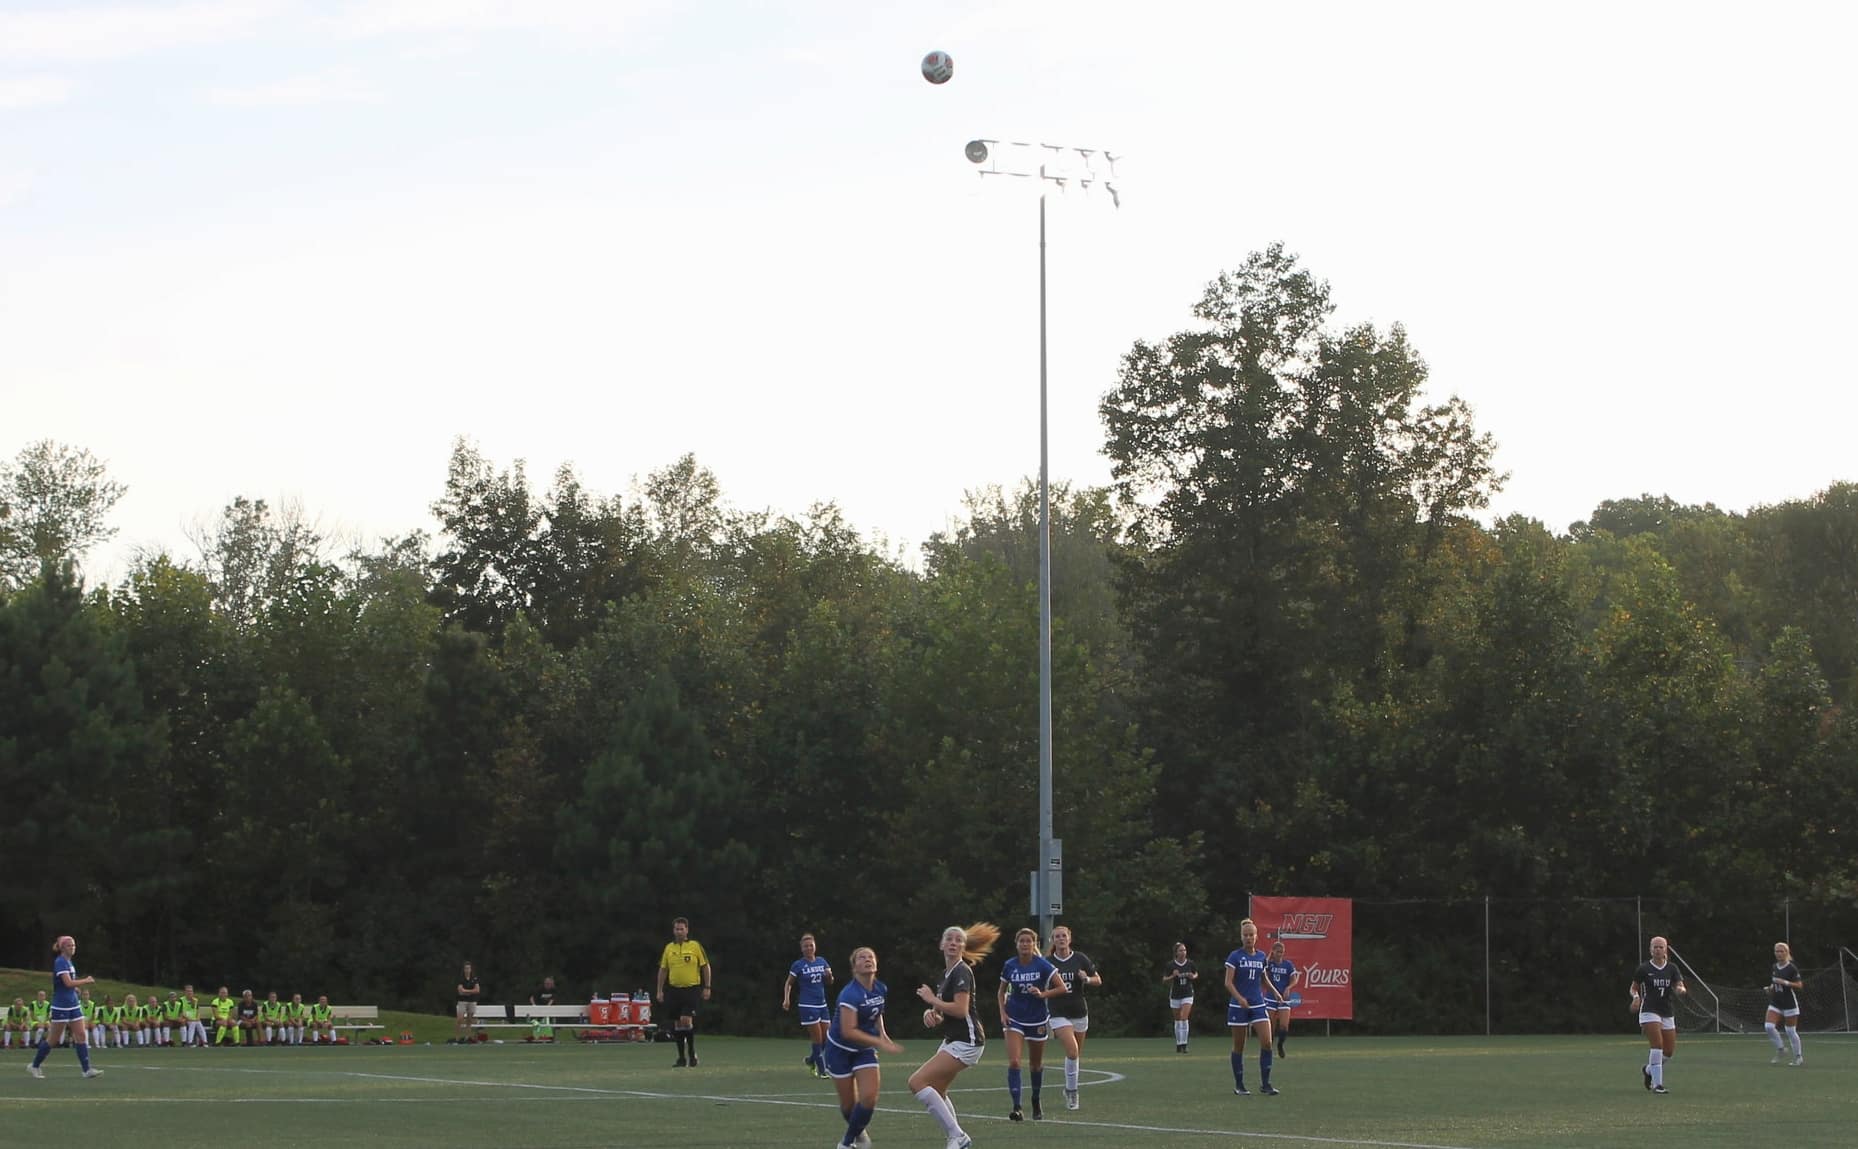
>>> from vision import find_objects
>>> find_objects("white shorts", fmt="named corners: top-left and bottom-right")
top-left (1768, 1006), bottom-right (1801, 1019)
top-left (1049, 1015), bottom-right (1088, 1034)
top-left (1169, 997), bottom-right (1194, 1009)
top-left (1637, 1012), bottom-right (1676, 1029)
top-left (938, 1040), bottom-right (984, 1067)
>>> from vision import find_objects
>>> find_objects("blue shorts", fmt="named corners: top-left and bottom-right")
top-left (50, 1005), bottom-right (85, 1024)
top-left (797, 1003), bottom-right (830, 1027)
top-left (1226, 1001), bottom-right (1270, 1026)
top-left (822, 1040), bottom-right (878, 1077)
top-left (1005, 1018), bottom-right (1050, 1041)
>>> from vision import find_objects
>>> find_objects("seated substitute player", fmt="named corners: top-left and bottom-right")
top-left (212, 986), bottom-right (238, 1046)
top-left (4, 996), bottom-right (29, 1049)
top-left (308, 996), bottom-right (334, 1041)
top-left (1630, 935), bottom-right (1687, 1094)
top-left (236, 990), bottom-right (262, 1047)
top-left (1765, 941), bottom-right (1804, 1067)
top-left (180, 986), bottom-right (208, 1048)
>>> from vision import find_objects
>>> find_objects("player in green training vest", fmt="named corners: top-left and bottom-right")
top-left (31, 991), bottom-right (52, 1045)
top-left (309, 995), bottom-right (334, 1044)
top-left (212, 987), bottom-right (238, 1045)
top-left (283, 994), bottom-right (307, 1045)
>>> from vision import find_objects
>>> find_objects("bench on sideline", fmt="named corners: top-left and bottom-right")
top-left (457, 1003), bottom-right (656, 1039)
top-left (3, 1004), bottom-right (381, 1039)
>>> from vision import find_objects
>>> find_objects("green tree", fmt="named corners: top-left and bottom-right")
top-left (0, 440), bottom-right (127, 588)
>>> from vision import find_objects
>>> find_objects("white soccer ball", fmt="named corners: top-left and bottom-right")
top-left (921, 50), bottom-right (953, 85)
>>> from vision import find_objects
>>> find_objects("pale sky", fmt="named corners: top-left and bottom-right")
top-left (4, 0), bottom-right (1854, 582)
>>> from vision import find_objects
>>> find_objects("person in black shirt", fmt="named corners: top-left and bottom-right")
top-left (908, 923), bottom-right (999, 1149)
top-left (1629, 936), bottom-right (1687, 1094)
top-left (1162, 942), bottom-right (1198, 1053)
top-left (530, 977), bottom-right (559, 1007)
top-left (1046, 925), bottom-right (1101, 1111)
top-left (1764, 941), bottom-right (1804, 1066)
top-left (455, 962), bottom-right (482, 1043)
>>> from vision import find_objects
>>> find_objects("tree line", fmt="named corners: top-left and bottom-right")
top-left (4, 245), bottom-right (1854, 1035)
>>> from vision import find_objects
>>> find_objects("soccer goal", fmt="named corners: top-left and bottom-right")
top-left (1670, 945), bottom-right (1858, 1034)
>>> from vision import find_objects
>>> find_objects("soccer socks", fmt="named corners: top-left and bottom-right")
top-left (1788, 1028), bottom-right (1803, 1057)
top-left (1766, 1021), bottom-right (1784, 1050)
top-left (31, 1039), bottom-right (51, 1069)
top-left (1648, 1047), bottom-right (1664, 1088)
top-left (915, 1085), bottom-right (962, 1137)
top-left (1175, 1019), bottom-right (1190, 1046)
top-left (1064, 1055), bottom-right (1079, 1092)
top-left (75, 1043), bottom-right (91, 1072)
top-left (1007, 1065), bottom-right (1022, 1107)
top-left (1031, 1068), bottom-right (1043, 1106)
top-left (1231, 1050), bottom-right (1245, 1090)
top-left (1260, 1046), bottom-right (1273, 1087)
top-left (843, 1103), bottom-right (874, 1146)
top-left (810, 1040), bottom-right (823, 1067)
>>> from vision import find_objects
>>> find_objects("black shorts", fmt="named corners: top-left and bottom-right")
top-left (664, 985), bottom-right (702, 1019)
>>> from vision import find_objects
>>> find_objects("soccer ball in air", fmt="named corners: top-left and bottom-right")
top-left (921, 51), bottom-right (953, 85)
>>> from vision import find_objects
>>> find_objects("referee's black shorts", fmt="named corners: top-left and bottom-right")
top-left (664, 985), bottom-right (702, 1019)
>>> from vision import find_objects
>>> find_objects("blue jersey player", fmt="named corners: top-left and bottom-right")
top-left (1223, 918), bottom-right (1278, 1096)
top-left (996, 926), bottom-right (1065, 1121)
top-left (783, 933), bottom-right (835, 1077)
top-left (1266, 942), bottom-right (1299, 1057)
top-left (823, 947), bottom-right (901, 1149)
top-left (28, 935), bottom-right (102, 1080)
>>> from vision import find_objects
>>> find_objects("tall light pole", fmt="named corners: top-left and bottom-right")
top-left (965, 139), bottom-right (1120, 943)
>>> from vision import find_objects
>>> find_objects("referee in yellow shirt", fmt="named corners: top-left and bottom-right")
top-left (656, 916), bottom-right (711, 1067)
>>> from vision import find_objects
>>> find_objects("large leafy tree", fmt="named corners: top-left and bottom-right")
top-left (0, 440), bottom-right (127, 588)
top-left (1100, 245), bottom-right (1504, 901)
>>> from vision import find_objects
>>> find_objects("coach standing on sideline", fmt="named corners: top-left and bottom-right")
top-left (657, 917), bottom-right (711, 1067)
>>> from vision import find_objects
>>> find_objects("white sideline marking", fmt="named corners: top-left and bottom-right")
top-left (116, 1063), bottom-right (1479, 1148)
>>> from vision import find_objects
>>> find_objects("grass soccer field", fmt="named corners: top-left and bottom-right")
top-left (2, 1033), bottom-right (1851, 1148)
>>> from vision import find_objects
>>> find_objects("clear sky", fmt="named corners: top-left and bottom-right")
top-left (4, 0), bottom-right (1854, 581)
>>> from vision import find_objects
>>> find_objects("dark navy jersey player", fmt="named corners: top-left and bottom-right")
top-left (1223, 918), bottom-right (1278, 1097)
top-left (1164, 942), bottom-right (1198, 1052)
top-left (1046, 925), bottom-right (1100, 1111)
top-left (1630, 935), bottom-right (1688, 1094)
top-left (1765, 941), bottom-right (1804, 1066)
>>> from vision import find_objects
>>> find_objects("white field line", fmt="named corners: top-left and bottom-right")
top-left (11, 1061), bottom-right (1482, 1149)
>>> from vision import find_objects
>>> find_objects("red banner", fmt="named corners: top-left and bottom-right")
top-left (1251, 896), bottom-right (1353, 1020)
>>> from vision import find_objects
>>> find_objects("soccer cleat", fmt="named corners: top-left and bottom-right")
top-left (1065, 1088), bottom-right (1079, 1110)
top-left (1233, 1085), bottom-right (1251, 1096)
top-left (1176, 1043), bottom-right (1187, 1054)
top-left (27, 1065), bottom-right (44, 1079)
top-left (1031, 1098), bottom-right (1042, 1121)
top-left (673, 1056), bottom-right (687, 1068)
top-left (1009, 1107), bottom-right (1024, 1122)
top-left (83, 1068), bottom-right (104, 1078)
top-left (947, 1137), bottom-right (974, 1149)
top-left (689, 1054), bottom-right (700, 1067)
top-left (1652, 1084), bottom-right (1669, 1094)
top-left (1642, 1066), bottom-right (1651, 1091)
top-left (853, 1132), bottom-right (872, 1149)
top-left (1791, 1056), bottom-right (1804, 1067)
top-left (1261, 1084), bottom-right (1280, 1096)
top-left (1770, 1053), bottom-right (1782, 1065)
